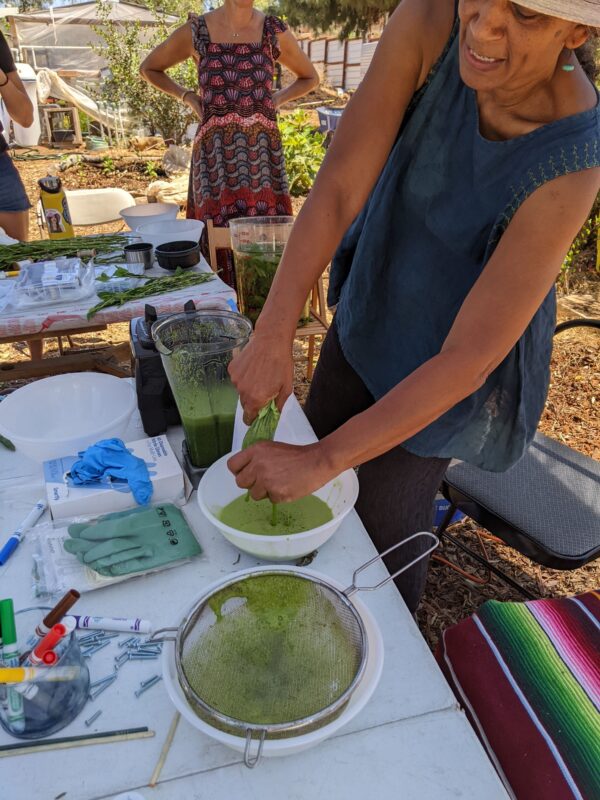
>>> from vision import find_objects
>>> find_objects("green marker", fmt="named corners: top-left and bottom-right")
top-left (0, 599), bottom-right (25, 733)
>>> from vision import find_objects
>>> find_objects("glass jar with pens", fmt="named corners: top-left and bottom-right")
top-left (0, 604), bottom-right (90, 739)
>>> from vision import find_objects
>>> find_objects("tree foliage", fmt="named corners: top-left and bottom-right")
top-left (17, 0), bottom-right (44, 11)
top-left (277, 0), bottom-right (395, 38)
top-left (92, 0), bottom-right (198, 143)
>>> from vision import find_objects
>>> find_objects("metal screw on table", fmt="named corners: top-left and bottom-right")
top-left (118, 636), bottom-right (137, 649)
top-left (89, 674), bottom-right (117, 700)
top-left (135, 675), bottom-right (162, 697)
top-left (90, 673), bottom-right (118, 689)
top-left (82, 640), bottom-right (111, 658)
top-left (140, 674), bottom-right (161, 688)
top-left (79, 630), bottom-right (108, 643)
top-left (114, 651), bottom-right (130, 667)
top-left (129, 652), bottom-right (160, 661)
top-left (84, 710), bottom-right (103, 727)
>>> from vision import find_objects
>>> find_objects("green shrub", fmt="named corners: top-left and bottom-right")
top-left (559, 195), bottom-right (599, 289)
top-left (93, 0), bottom-right (197, 144)
top-left (279, 110), bottom-right (326, 196)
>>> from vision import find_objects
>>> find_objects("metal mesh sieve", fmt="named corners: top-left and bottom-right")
top-left (176, 572), bottom-right (367, 739)
top-left (153, 532), bottom-right (439, 768)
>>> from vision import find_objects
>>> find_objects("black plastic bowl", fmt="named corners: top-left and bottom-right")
top-left (155, 240), bottom-right (201, 271)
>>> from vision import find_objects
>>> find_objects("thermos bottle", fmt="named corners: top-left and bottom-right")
top-left (38, 175), bottom-right (74, 239)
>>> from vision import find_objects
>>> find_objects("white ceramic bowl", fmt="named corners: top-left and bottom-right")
top-left (161, 565), bottom-right (384, 759)
top-left (135, 219), bottom-right (205, 249)
top-left (197, 453), bottom-right (359, 560)
top-left (0, 373), bottom-right (136, 462)
top-left (119, 202), bottom-right (178, 231)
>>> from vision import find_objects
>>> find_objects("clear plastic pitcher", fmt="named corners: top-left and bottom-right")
top-left (152, 310), bottom-right (252, 468)
top-left (229, 216), bottom-right (310, 326)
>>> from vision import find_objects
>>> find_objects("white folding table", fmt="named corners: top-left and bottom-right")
top-left (0, 411), bottom-right (508, 800)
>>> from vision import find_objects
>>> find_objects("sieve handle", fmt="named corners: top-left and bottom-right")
top-left (146, 627), bottom-right (178, 644)
top-left (244, 729), bottom-right (266, 769)
top-left (344, 532), bottom-right (439, 596)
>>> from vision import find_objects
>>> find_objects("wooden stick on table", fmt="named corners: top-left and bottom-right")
top-left (149, 712), bottom-right (181, 787)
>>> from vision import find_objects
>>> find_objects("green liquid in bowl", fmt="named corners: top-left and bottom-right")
top-left (219, 494), bottom-right (333, 536)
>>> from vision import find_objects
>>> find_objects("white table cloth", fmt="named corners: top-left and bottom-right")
top-left (0, 257), bottom-right (235, 339)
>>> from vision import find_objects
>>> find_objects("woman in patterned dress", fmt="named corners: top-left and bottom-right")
top-left (140, 2), bottom-right (318, 229)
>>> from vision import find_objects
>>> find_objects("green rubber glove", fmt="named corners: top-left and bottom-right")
top-left (64, 505), bottom-right (201, 576)
top-left (242, 400), bottom-right (280, 450)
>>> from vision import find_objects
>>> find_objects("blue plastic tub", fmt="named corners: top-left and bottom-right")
top-left (316, 107), bottom-right (345, 133)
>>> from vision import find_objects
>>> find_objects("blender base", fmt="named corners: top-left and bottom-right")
top-left (182, 441), bottom-right (209, 490)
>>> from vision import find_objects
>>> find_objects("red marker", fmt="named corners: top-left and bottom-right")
top-left (28, 624), bottom-right (67, 665)
top-left (42, 651), bottom-right (58, 667)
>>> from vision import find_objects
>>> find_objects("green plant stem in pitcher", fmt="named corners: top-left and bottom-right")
top-left (232, 245), bottom-right (311, 327)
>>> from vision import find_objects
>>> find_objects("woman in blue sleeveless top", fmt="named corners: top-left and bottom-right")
top-left (229, 0), bottom-right (600, 611)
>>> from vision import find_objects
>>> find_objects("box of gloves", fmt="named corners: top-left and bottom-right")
top-left (44, 435), bottom-right (187, 520)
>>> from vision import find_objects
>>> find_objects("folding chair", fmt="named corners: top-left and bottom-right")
top-left (205, 219), bottom-right (329, 379)
top-left (437, 318), bottom-right (600, 599)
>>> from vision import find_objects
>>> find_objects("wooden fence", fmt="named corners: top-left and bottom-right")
top-left (298, 36), bottom-right (380, 92)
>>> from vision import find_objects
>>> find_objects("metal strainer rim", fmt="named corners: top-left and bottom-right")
top-left (172, 568), bottom-right (369, 737)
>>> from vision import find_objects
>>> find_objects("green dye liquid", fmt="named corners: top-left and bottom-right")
top-left (165, 346), bottom-right (238, 468)
top-left (219, 494), bottom-right (333, 535)
top-left (180, 406), bottom-right (235, 468)
top-left (182, 574), bottom-right (360, 725)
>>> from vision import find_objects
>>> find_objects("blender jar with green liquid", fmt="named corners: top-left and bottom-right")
top-left (152, 310), bottom-right (252, 469)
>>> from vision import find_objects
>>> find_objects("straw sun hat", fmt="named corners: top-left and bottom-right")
top-left (516, 0), bottom-right (600, 27)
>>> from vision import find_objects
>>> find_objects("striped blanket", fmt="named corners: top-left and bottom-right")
top-left (438, 591), bottom-right (600, 800)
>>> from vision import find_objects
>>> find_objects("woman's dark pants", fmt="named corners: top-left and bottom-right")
top-left (304, 319), bottom-right (450, 613)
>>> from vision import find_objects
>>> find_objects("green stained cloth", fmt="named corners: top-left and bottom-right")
top-left (242, 400), bottom-right (280, 450)
top-left (241, 400), bottom-right (281, 521)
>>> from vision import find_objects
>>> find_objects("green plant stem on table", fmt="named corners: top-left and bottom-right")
top-left (0, 435), bottom-right (15, 452)
top-left (88, 267), bottom-right (215, 318)
top-left (0, 235), bottom-right (130, 272)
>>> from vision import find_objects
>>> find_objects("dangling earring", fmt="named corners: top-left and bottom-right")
top-left (561, 49), bottom-right (575, 72)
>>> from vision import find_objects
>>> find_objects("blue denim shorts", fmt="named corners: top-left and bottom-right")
top-left (0, 151), bottom-right (31, 212)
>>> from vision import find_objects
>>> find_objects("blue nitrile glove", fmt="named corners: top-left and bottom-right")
top-left (68, 438), bottom-right (153, 506)
top-left (63, 505), bottom-right (201, 576)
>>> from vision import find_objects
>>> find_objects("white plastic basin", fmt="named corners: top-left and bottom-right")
top-left (197, 453), bottom-right (359, 560)
top-left (135, 219), bottom-right (204, 249)
top-left (119, 202), bottom-right (178, 231)
top-left (161, 565), bottom-right (384, 759)
top-left (0, 373), bottom-right (137, 462)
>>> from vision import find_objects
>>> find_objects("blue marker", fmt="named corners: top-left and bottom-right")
top-left (0, 500), bottom-right (47, 566)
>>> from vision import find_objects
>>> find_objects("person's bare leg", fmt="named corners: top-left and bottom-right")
top-left (0, 210), bottom-right (44, 359)
top-left (0, 209), bottom-right (28, 241)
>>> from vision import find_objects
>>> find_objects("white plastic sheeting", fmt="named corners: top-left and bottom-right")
top-left (37, 68), bottom-right (133, 131)
top-left (9, 1), bottom-right (177, 74)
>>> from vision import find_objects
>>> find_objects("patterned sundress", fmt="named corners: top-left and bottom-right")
top-left (186, 13), bottom-right (293, 226)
